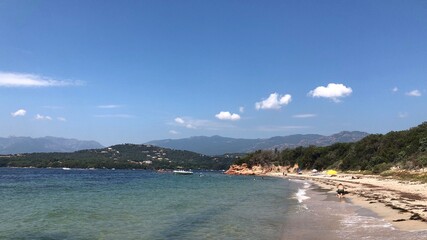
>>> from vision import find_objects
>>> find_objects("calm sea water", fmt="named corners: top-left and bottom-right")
top-left (0, 168), bottom-right (299, 240)
top-left (2, 168), bottom-right (426, 240)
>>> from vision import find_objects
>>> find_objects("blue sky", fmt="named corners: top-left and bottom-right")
top-left (1, 0), bottom-right (426, 146)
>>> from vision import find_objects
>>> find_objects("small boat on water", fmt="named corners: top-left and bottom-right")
top-left (62, 167), bottom-right (71, 170)
top-left (173, 170), bottom-right (193, 175)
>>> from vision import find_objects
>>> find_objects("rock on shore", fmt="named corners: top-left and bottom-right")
top-left (225, 163), bottom-right (295, 175)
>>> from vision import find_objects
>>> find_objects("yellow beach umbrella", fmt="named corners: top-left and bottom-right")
top-left (326, 170), bottom-right (338, 176)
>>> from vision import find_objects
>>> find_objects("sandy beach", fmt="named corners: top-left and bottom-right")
top-left (269, 172), bottom-right (427, 231)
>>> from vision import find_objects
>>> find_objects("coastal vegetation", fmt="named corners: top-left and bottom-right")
top-left (234, 122), bottom-right (427, 176)
top-left (0, 144), bottom-right (235, 170)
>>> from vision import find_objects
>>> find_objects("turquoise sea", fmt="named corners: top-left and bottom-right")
top-left (1, 168), bottom-right (427, 240)
top-left (0, 168), bottom-right (297, 240)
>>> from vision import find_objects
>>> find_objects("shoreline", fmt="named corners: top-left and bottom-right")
top-left (268, 172), bottom-right (427, 231)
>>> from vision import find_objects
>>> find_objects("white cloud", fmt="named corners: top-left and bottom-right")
top-left (172, 117), bottom-right (231, 130)
top-left (169, 130), bottom-right (179, 135)
top-left (174, 117), bottom-right (185, 124)
top-left (57, 117), bottom-right (67, 121)
top-left (35, 114), bottom-right (52, 120)
top-left (308, 83), bottom-right (352, 102)
top-left (392, 87), bottom-right (399, 93)
top-left (11, 109), bottom-right (26, 117)
top-left (398, 112), bottom-right (408, 118)
top-left (239, 106), bottom-right (244, 113)
top-left (97, 104), bottom-right (122, 109)
top-left (255, 93), bottom-right (292, 110)
top-left (215, 111), bottom-right (241, 121)
top-left (292, 114), bottom-right (317, 118)
top-left (174, 117), bottom-right (192, 128)
top-left (0, 71), bottom-right (83, 87)
top-left (185, 123), bottom-right (196, 129)
top-left (406, 89), bottom-right (421, 97)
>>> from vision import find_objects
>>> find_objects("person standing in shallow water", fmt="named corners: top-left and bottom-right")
top-left (336, 183), bottom-right (345, 198)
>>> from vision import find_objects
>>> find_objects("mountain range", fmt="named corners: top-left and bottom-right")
top-left (1, 131), bottom-right (369, 156)
top-left (147, 131), bottom-right (370, 155)
top-left (0, 136), bottom-right (104, 154)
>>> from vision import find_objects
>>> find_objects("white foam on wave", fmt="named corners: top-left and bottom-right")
top-left (341, 214), bottom-right (394, 229)
top-left (295, 188), bottom-right (310, 203)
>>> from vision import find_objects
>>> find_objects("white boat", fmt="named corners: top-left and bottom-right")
top-left (62, 167), bottom-right (71, 170)
top-left (173, 170), bottom-right (193, 175)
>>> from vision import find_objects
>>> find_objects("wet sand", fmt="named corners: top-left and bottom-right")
top-left (282, 180), bottom-right (427, 240)
top-left (281, 182), bottom-right (342, 240)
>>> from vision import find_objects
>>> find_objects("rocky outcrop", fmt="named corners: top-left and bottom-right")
top-left (225, 164), bottom-right (250, 175)
top-left (225, 163), bottom-right (299, 175)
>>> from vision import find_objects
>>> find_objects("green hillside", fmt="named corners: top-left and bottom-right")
top-left (0, 144), bottom-right (235, 170)
top-left (235, 122), bottom-right (427, 174)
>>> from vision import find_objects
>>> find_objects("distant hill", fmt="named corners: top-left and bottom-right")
top-left (147, 131), bottom-right (369, 155)
top-left (0, 144), bottom-right (235, 170)
top-left (0, 136), bottom-right (104, 154)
